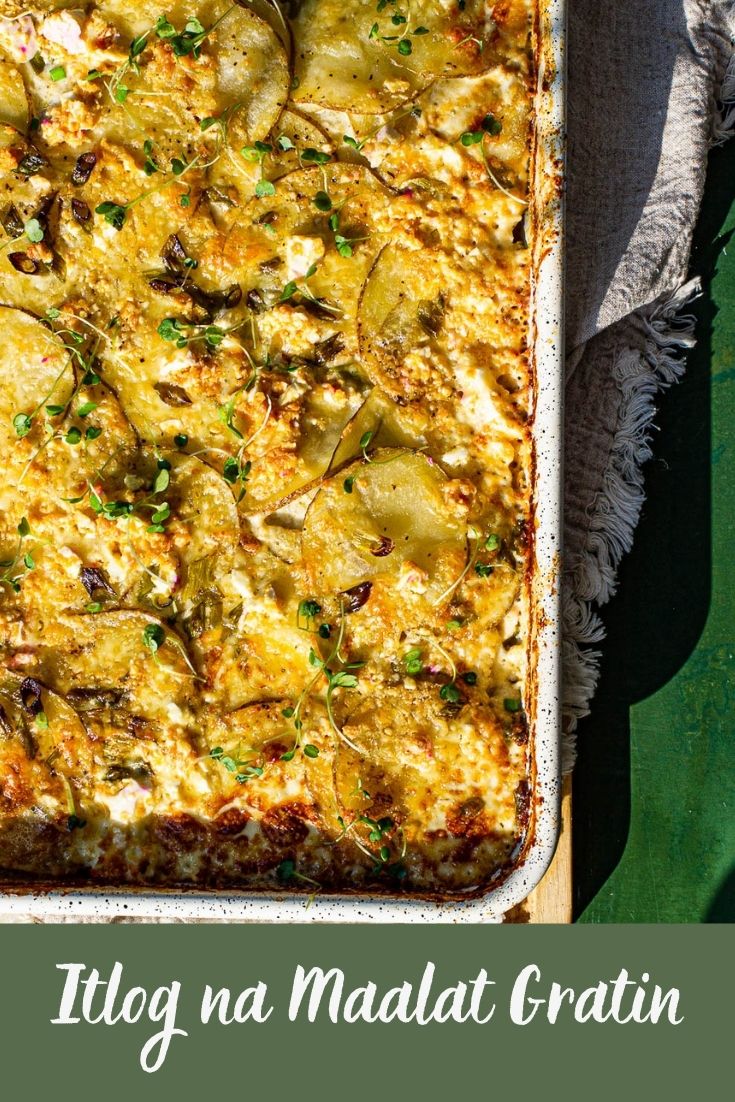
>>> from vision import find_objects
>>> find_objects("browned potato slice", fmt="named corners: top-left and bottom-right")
top-left (357, 242), bottom-right (453, 401)
top-left (302, 448), bottom-right (468, 603)
top-left (332, 686), bottom-right (521, 884)
top-left (292, 0), bottom-right (494, 114)
top-left (205, 698), bottom-right (340, 834)
top-left (0, 669), bottom-right (93, 780)
top-left (33, 610), bottom-right (196, 726)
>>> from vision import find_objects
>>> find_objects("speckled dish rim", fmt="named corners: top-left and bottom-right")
top-left (0, 0), bottom-right (565, 923)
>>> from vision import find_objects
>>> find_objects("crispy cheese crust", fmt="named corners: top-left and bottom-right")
top-left (0, 0), bottom-right (534, 897)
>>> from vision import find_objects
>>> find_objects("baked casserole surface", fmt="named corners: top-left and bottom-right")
top-left (0, 0), bottom-right (535, 896)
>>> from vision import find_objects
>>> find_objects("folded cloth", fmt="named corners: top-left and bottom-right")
top-left (562, 0), bottom-right (735, 767)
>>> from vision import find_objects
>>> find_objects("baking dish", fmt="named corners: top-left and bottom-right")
top-left (0, 0), bottom-right (564, 922)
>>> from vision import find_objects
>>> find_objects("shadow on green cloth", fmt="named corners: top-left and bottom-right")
top-left (573, 138), bottom-right (735, 921)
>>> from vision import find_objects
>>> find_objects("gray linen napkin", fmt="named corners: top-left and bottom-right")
top-left (562, 0), bottom-right (735, 767)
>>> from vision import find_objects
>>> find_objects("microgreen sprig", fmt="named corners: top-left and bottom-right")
top-left (96, 151), bottom-right (201, 231)
top-left (282, 601), bottom-right (364, 761)
top-left (0, 517), bottom-right (34, 594)
top-left (369, 0), bottom-right (429, 56)
top-left (210, 744), bottom-right (264, 784)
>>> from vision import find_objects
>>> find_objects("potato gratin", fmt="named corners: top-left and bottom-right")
top-left (0, 0), bottom-right (536, 898)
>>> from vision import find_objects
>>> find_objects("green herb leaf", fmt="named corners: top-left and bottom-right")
top-left (255, 178), bottom-right (276, 198)
top-left (461, 130), bottom-right (484, 146)
top-left (301, 147), bottom-right (331, 165)
top-left (482, 113), bottom-right (502, 136)
top-left (142, 623), bottom-right (165, 653)
top-left (277, 859), bottom-right (296, 881)
top-left (49, 65), bottom-right (66, 82)
top-left (95, 201), bottom-right (127, 230)
top-left (330, 671), bottom-right (358, 689)
top-left (25, 218), bottom-right (44, 243)
top-left (153, 468), bottom-right (170, 494)
top-left (157, 317), bottom-right (183, 342)
top-left (85, 426), bottom-right (102, 440)
top-left (439, 683), bottom-right (461, 703)
top-left (484, 533), bottom-right (500, 551)
top-left (173, 432), bottom-right (188, 448)
top-left (404, 647), bottom-right (423, 675)
top-left (397, 38), bottom-right (412, 55)
top-left (77, 401), bottom-right (97, 418)
top-left (65, 427), bottom-right (82, 445)
top-left (474, 562), bottom-right (494, 577)
top-left (17, 518), bottom-right (30, 538)
top-left (504, 697), bottom-right (522, 713)
top-left (155, 15), bottom-right (176, 39)
top-left (13, 413), bottom-right (32, 438)
top-left (314, 189), bottom-right (332, 212)
top-left (303, 744), bottom-right (319, 759)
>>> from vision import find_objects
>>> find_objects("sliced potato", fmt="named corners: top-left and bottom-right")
top-left (237, 163), bottom-right (389, 291)
top-left (357, 242), bottom-right (452, 401)
top-left (328, 386), bottom-right (427, 472)
top-left (204, 598), bottom-right (319, 710)
top-left (205, 698), bottom-right (340, 832)
top-left (292, 0), bottom-right (494, 114)
top-left (213, 1), bottom-right (290, 151)
top-left (0, 669), bottom-right (93, 780)
top-left (242, 382), bottom-right (365, 515)
top-left (302, 448), bottom-right (468, 603)
top-left (91, 447), bottom-right (240, 602)
top-left (34, 610), bottom-right (196, 725)
top-left (333, 686), bottom-right (520, 882)
top-left (0, 56), bottom-right (28, 132)
top-left (169, 452), bottom-right (240, 569)
top-left (28, 2), bottom-right (288, 164)
top-left (265, 108), bottom-right (334, 180)
top-left (0, 305), bottom-right (73, 447)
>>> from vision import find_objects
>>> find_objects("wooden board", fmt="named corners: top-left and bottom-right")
top-left (506, 776), bottom-right (572, 923)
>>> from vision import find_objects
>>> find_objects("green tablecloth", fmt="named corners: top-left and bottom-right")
top-left (575, 139), bottom-right (735, 922)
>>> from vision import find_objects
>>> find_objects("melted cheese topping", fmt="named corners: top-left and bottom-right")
top-left (0, 0), bottom-right (534, 898)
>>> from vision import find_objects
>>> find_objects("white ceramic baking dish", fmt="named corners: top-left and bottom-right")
top-left (0, 0), bottom-right (565, 923)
